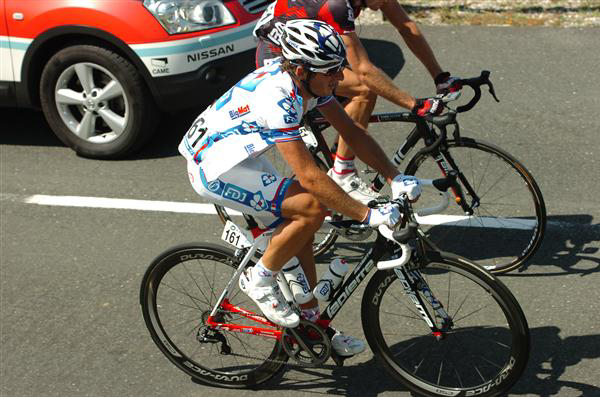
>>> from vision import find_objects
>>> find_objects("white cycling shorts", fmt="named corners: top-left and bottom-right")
top-left (186, 156), bottom-right (293, 229)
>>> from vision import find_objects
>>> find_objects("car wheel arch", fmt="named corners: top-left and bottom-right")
top-left (20, 25), bottom-right (157, 108)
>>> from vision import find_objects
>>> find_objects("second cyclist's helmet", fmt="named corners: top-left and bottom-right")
top-left (280, 19), bottom-right (347, 73)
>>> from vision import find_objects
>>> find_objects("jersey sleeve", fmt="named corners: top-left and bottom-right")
top-left (318, 0), bottom-right (356, 34)
top-left (317, 95), bottom-right (334, 107)
top-left (257, 84), bottom-right (303, 144)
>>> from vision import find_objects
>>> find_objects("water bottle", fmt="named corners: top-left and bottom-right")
top-left (281, 257), bottom-right (313, 304)
top-left (313, 258), bottom-right (349, 302)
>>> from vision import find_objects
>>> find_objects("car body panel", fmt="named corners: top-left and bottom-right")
top-left (1, 0), bottom-right (265, 109)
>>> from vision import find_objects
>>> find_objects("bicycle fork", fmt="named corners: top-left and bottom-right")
top-left (394, 266), bottom-right (453, 340)
top-left (433, 148), bottom-right (480, 216)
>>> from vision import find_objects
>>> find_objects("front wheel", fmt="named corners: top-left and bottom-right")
top-left (361, 253), bottom-right (530, 397)
top-left (406, 137), bottom-right (546, 273)
top-left (140, 243), bottom-right (287, 388)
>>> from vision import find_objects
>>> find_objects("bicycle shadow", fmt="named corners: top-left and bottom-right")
top-left (509, 215), bottom-right (600, 277)
top-left (318, 214), bottom-right (600, 277)
top-left (259, 326), bottom-right (599, 396)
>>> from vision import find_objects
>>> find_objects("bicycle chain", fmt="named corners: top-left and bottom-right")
top-left (204, 311), bottom-right (332, 368)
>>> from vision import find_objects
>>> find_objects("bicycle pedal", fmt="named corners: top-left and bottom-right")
top-left (330, 351), bottom-right (347, 367)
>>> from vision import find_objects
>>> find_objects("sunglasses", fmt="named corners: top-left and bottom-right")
top-left (322, 63), bottom-right (346, 76)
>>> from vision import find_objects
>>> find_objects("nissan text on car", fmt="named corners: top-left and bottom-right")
top-left (0, 0), bottom-right (269, 158)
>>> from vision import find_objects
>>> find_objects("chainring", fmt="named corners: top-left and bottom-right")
top-left (281, 320), bottom-right (332, 367)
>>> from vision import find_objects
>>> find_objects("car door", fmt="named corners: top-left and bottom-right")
top-left (0, 0), bottom-right (17, 105)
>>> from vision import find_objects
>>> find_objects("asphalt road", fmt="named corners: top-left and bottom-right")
top-left (1, 25), bottom-right (599, 397)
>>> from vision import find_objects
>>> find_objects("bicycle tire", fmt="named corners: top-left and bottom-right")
top-left (140, 243), bottom-right (288, 388)
top-left (361, 252), bottom-right (530, 397)
top-left (405, 137), bottom-right (546, 273)
top-left (214, 152), bottom-right (339, 257)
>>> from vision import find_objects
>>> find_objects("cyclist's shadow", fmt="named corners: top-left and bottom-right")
top-left (361, 38), bottom-right (406, 80)
top-left (510, 214), bottom-right (600, 277)
top-left (267, 326), bottom-right (599, 396)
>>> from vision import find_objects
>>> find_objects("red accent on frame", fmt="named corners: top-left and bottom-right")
top-left (251, 227), bottom-right (270, 238)
top-left (206, 299), bottom-right (283, 339)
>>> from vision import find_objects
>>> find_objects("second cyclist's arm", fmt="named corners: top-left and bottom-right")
top-left (343, 32), bottom-right (416, 110)
top-left (318, 100), bottom-right (399, 184)
top-left (276, 140), bottom-right (368, 221)
top-left (381, 1), bottom-right (443, 80)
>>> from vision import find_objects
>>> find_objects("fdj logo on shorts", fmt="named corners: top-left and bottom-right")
top-left (223, 184), bottom-right (249, 203)
top-left (222, 184), bottom-right (269, 212)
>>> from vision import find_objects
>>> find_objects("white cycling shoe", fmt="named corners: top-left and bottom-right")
top-left (327, 169), bottom-right (380, 205)
top-left (239, 268), bottom-right (300, 328)
top-left (331, 329), bottom-right (367, 357)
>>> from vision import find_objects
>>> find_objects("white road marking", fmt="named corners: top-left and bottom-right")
top-left (6, 193), bottom-right (543, 229)
top-left (415, 214), bottom-right (537, 229)
top-left (21, 194), bottom-right (242, 216)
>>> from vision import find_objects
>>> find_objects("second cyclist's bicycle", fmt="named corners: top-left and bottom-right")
top-left (217, 71), bottom-right (547, 274)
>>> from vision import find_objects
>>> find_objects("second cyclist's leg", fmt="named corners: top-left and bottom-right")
top-left (328, 68), bottom-right (380, 204)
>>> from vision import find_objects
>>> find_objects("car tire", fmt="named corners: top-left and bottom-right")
top-left (40, 45), bottom-right (159, 159)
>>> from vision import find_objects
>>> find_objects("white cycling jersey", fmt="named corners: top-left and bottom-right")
top-left (178, 60), bottom-right (333, 181)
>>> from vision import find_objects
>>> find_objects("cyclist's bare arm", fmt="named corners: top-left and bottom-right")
top-left (276, 139), bottom-right (368, 221)
top-left (342, 32), bottom-right (416, 110)
top-left (318, 99), bottom-right (400, 183)
top-left (381, 1), bottom-right (443, 80)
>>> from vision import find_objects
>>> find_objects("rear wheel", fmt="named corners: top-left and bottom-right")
top-left (406, 138), bottom-right (546, 273)
top-left (362, 253), bottom-right (530, 396)
top-left (140, 243), bottom-right (287, 388)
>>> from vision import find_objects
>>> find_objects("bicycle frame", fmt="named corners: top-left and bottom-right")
top-left (204, 213), bottom-right (451, 341)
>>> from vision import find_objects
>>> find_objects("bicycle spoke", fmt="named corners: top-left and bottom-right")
top-left (453, 303), bottom-right (494, 324)
top-left (182, 261), bottom-right (213, 307)
top-left (161, 278), bottom-right (209, 309)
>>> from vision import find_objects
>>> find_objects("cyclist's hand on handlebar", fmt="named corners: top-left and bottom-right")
top-left (363, 203), bottom-right (401, 228)
top-left (412, 98), bottom-right (444, 117)
top-left (392, 174), bottom-right (422, 202)
top-left (435, 72), bottom-right (463, 95)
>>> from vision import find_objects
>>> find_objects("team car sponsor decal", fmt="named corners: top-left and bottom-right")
top-left (187, 44), bottom-right (234, 62)
top-left (131, 23), bottom-right (256, 76)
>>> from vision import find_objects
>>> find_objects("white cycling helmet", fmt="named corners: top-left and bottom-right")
top-left (280, 19), bottom-right (347, 74)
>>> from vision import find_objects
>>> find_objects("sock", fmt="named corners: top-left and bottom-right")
top-left (251, 259), bottom-right (276, 287)
top-left (332, 154), bottom-right (356, 178)
top-left (301, 306), bottom-right (321, 323)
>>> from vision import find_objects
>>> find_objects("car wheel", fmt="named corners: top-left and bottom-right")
top-left (40, 45), bottom-right (159, 159)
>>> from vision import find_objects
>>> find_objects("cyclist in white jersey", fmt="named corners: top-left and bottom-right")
top-left (179, 19), bottom-right (422, 357)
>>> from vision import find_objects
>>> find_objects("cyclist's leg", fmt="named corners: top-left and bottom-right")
top-left (187, 157), bottom-right (325, 274)
top-left (335, 67), bottom-right (377, 130)
top-left (326, 68), bottom-right (380, 202)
